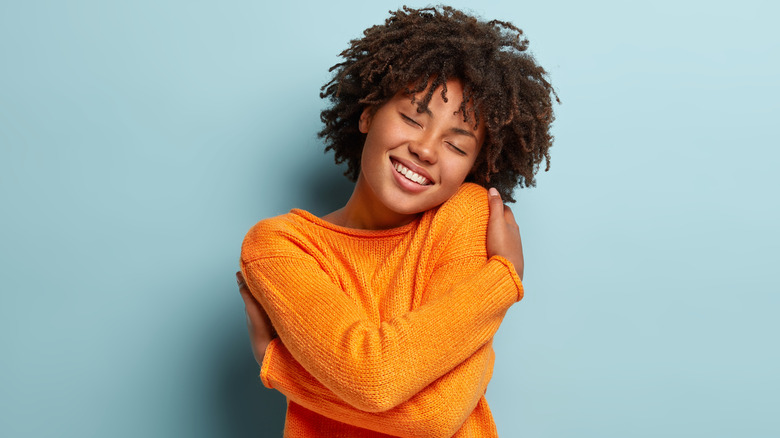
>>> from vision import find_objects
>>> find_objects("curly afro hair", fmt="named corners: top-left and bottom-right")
top-left (318, 5), bottom-right (558, 202)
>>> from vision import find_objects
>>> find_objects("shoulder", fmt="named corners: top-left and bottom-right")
top-left (241, 213), bottom-right (314, 264)
top-left (433, 183), bottom-right (490, 227)
top-left (424, 183), bottom-right (490, 262)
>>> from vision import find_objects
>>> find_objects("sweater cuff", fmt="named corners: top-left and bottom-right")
top-left (259, 337), bottom-right (280, 389)
top-left (489, 255), bottom-right (524, 302)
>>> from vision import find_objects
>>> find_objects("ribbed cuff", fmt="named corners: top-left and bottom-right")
top-left (489, 256), bottom-right (524, 302)
top-left (259, 337), bottom-right (280, 389)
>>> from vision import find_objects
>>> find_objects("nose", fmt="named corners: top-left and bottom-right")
top-left (408, 134), bottom-right (437, 164)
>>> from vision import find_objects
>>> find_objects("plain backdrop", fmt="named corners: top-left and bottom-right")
top-left (1, 0), bottom-right (778, 437)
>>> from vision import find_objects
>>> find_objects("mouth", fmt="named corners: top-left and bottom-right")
top-left (391, 159), bottom-right (433, 186)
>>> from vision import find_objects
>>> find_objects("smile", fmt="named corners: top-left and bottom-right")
top-left (392, 160), bottom-right (432, 186)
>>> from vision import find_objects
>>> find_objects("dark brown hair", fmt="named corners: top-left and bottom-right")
top-left (319, 5), bottom-right (558, 202)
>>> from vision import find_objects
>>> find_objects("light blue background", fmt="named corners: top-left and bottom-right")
top-left (1, 0), bottom-right (778, 437)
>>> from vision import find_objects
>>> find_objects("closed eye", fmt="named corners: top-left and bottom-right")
top-left (400, 113), bottom-right (421, 127)
top-left (447, 142), bottom-right (467, 156)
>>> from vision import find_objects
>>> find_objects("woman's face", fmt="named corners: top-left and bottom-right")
top-left (353, 79), bottom-right (485, 226)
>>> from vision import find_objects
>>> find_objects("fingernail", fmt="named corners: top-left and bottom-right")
top-left (489, 187), bottom-right (499, 197)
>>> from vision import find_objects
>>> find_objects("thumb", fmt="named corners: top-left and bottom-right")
top-left (236, 271), bottom-right (255, 304)
top-left (488, 187), bottom-right (504, 225)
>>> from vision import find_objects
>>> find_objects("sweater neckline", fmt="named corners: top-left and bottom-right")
top-left (290, 208), bottom-right (423, 237)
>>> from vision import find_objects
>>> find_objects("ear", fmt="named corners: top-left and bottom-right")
top-left (358, 107), bottom-right (373, 134)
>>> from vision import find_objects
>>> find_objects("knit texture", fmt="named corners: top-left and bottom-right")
top-left (241, 183), bottom-right (523, 437)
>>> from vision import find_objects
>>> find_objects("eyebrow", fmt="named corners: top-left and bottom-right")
top-left (451, 127), bottom-right (477, 139)
top-left (415, 106), bottom-right (478, 139)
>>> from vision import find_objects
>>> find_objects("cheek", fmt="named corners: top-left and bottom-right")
top-left (443, 159), bottom-right (476, 187)
top-left (360, 137), bottom-right (384, 170)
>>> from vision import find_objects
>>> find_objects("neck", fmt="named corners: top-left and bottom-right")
top-left (324, 176), bottom-right (418, 230)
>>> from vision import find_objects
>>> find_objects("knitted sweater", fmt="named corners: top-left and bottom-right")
top-left (240, 183), bottom-right (523, 437)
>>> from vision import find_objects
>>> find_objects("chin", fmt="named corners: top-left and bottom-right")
top-left (386, 192), bottom-right (448, 215)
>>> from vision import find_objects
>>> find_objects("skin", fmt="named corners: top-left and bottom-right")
top-left (238, 80), bottom-right (524, 366)
top-left (324, 80), bottom-right (485, 230)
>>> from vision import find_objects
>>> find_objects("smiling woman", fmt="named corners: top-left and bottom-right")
top-left (318, 6), bottom-right (557, 204)
top-left (328, 79), bottom-right (485, 230)
top-left (237, 5), bottom-right (555, 437)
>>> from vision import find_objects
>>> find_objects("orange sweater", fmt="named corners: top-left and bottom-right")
top-left (240, 183), bottom-right (523, 437)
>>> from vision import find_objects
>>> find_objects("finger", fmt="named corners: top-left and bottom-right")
top-left (236, 271), bottom-right (248, 289)
top-left (239, 289), bottom-right (256, 309)
top-left (503, 205), bottom-right (518, 226)
top-left (236, 272), bottom-right (254, 298)
top-left (245, 300), bottom-right (264, 321)
top-left (243, 294), bottom-right (265, 321)
top-left (236, 272), bottom-right (276, 336)
top-left (488, 187), bottom-right (504, 225)
top-left (236, 271), bottom-right (257, 306)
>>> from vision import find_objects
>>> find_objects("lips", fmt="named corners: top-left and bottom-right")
top-left (391, 158), bottom-right (432, 185)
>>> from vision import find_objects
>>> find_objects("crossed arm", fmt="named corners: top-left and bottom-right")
top-left (240, 258), bottom-right (508, 437)
top-left (237, 187), bottom-right (524, 436)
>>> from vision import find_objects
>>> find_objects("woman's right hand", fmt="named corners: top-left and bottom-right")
top-left (236, 271), bottom-right (277, 366)
top-left (486, 187), bottom-right (524, 280)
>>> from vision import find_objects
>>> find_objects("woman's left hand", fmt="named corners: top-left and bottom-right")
top-left (236, 271), bottom-right (277, 366)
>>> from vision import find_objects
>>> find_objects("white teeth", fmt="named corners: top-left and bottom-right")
top-left (393, 161), bottom-right (430, 185)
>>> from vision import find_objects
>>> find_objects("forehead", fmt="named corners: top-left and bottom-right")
top-left (399, 79), bottom-right (481, 124)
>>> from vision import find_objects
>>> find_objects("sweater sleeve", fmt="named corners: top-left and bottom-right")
top-left (253, 251), bottom-right (510, 437)
top-left (241, 249), bottom-right (521, 413)
top-left (260, 339), bottom-right (495, 438)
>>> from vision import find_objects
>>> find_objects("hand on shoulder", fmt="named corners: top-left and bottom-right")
top-left (486, 187), bottom-right (524, 280)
